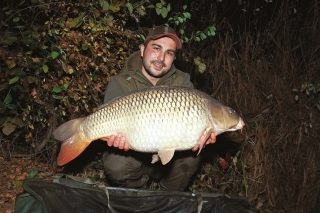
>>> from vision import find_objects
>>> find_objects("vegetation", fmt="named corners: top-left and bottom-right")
top-left (1, 0), bottom-right (319, 212)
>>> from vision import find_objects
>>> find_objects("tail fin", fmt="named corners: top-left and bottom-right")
top-left (53, 118), bottom-right (91, 166)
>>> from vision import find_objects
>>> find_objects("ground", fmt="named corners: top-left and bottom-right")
top-left (0, 157), bottom-right (60, 213)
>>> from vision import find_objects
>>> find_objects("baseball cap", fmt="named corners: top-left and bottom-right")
top-left (144, 26), bottom-right (182, 49)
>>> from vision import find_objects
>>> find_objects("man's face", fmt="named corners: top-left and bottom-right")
top-left (140, 37), bottom-right (177, 79)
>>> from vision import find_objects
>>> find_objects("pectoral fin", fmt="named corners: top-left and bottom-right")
top-left (151, 154), bottom-right (160, 164)
top-left (157, 149), bottom-right (175, 165)
top-left (197, 127), bottom-right (214, 155)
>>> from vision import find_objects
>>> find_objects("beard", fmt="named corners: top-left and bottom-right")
top-left (142, 58), bottom-right (171, 78)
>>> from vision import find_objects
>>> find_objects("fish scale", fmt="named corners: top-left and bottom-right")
top-left (53, 86), bottom-right (245, 165)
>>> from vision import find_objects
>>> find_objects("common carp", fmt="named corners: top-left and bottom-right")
top-left (53, 86), bottom-right (245, 166)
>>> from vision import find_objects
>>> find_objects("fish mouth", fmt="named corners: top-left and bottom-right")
top-left (235, 118), bottom-right (245, 130)
top-left (226, 118), bottom-right (245, 132)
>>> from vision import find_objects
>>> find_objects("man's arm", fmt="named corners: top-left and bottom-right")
top-left (180, 73), bottom-right (194, 88)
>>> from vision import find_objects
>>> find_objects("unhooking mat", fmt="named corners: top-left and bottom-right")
top-left (14, 175), bottom-right (250, 213)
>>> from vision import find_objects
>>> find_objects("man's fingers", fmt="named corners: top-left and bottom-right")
top-left (107, 135), bottom-right (115, 146)
top-left (113, 134), bottom-right (122, 147)
top-left (117, 137), bottom-right (126, 149)
top-left (206, 133), bottom-right (216, 145)
top-left (124, 143), bottom-right (130, 151)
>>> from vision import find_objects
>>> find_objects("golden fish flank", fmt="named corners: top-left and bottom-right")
top-left (53, 87), bottom-right (245, 166)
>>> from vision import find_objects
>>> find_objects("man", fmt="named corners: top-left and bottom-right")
top-left (100, 26), bottom-right (216, 191)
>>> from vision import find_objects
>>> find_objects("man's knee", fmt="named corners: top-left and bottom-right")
top-left (160, 152), bottom-right (201, 191)
top-left (102, 150), bottom-right (145, 185)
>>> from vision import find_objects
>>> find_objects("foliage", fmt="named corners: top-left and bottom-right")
top-left (1, 0), bottom-right (142, 149)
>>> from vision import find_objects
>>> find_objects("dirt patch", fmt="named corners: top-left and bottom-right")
top-left (0, 157), bottom-right (58, 213)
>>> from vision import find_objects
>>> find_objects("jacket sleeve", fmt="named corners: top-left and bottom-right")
top-left (103, 77), bottom-right (127, 104)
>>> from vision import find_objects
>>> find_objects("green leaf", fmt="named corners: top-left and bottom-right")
top-left (59, 17), bottom-right (66, 28)
top-left (161, 8), bottom-right (169, 18)
top-left (183, 12), bottom-right (191, 19)
top-left (109, 3), bottom-right (121, 12)
top-left (82, 44), bottom-right (89, 50)
top-left (9, 76), bottom-right (19, 85)
top-left (126, 2), bottom-right (133, 14)
top-left (155, 7), bottom-right (161, 15)
top-left (167, 3), bottom-right (171, 12)
top-left (28, 170), bottom-right (38, 179)
top-left (198, 62), bottom-right (207, 73)
top-left (5, 9), bottom-right (12, 15)
top-left (17, 0), bottom-right (26, 6)
top-left (42, 64), bottom-right (49, 73)
top-left (200, 32), bottom-right (207, 40)
top-left (15, 84), bottom-right (25, 92)
top-left (52, 95), bottom-right (62, 99)
top-left (99, 0), bottom-right (109, 10)
top-left (13, 118), bottom-right (24, 127)
top-left (104, 14), bottom-right (114, 24)
top-left (194, 56), bottom-right (201, 66)
top-left (13, 17), bottom-right (20, 22)
top-left (51, 51), bottom-right (60, 59)
top-left (137, 7), bottom-right (146, 16)
top-left (91, 74), bottom-right (98, 82)
top-left (208, 26), bottom-right (216, 36)
top-left (68, 14), bottom-right (84, 28)
top-left (6, 104), bottom-right (17, 110)
top-left (178, 17), bottom-right (184, 23)
top-left (0, 36), bottom-right (17, 45)
top-left (52, 86), bottom-right (62, 93)
top-left (4, 94), bottom-right (12, 104)
top-left (6, 59), bottom-right (16, 69)
top-left (61, 84), bottom-right (69, 90)
top-left (156, 3), bottom-right (163, 9)
top-left (183, 5), bottom-right (187, 10)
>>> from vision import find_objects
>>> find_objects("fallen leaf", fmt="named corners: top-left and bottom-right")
top-left (6, 59), bottom-right (16, 69)
top-left (2, 122), bottom-right (16, 136)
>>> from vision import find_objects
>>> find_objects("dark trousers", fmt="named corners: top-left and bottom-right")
top-left (102, 148), bottom-right (201, 191)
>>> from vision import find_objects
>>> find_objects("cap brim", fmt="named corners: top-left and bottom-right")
top-left (145, 34), bottom-right (182, 49)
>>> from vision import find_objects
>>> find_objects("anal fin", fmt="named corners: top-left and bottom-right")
top-left (157, 149), bottom-right (175, 165)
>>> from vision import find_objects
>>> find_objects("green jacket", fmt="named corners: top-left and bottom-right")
top-left (103, 51), bottom-right (193, 103)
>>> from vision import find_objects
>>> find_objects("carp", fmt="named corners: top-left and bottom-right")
top-left (53, 86), bottom-right (245, 166)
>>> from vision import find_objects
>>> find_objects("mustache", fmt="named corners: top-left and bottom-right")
top-left (151, 60), bottom-right (165, 67)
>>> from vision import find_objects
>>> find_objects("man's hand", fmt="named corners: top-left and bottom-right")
top-left (192, 132), bottom-right (216, 152)
top-left (100, 134), bottom-right (130, 151)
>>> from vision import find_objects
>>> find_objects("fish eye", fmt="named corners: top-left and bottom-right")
top-left (228, 107), bottom-right (236, 114)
